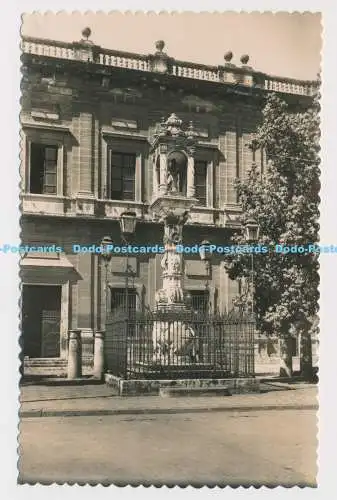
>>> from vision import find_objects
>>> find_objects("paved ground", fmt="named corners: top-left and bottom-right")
top-left (20, 382), bottom-right (118, 403)
top-left (19, 383), bottom-right (318, 417)
top-left (18, 409), bottom-right (317, 486)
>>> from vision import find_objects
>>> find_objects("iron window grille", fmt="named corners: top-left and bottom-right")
top-left (189, 290), bottom-right (210, 315)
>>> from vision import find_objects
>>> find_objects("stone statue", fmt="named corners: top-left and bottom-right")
top-left (171, 252), bottom-right (181, 273)
top-left (166, 171), bottom-right (175, 193)
top-left (167, 161), bottom-right (178, 193)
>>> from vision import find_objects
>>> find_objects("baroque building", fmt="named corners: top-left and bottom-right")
top-left (20, 30), bottom-right (316, 377)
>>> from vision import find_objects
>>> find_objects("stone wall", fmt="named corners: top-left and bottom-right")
top-left (22, 59), bottom-right (262, 209)
top-left (21, 47), bottom-right (307, 376)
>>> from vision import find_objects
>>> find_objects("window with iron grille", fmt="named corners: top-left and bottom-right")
top-left (30, 143), bottom-right (58, 194)
top-left (195, 160), bottom-right (207, 206)
top-left (189, 290), bottom-right (210, 314)
top-left (108, 152), bottom-right (136, 200)
top-left (110, 288), bottom-right (137, 314)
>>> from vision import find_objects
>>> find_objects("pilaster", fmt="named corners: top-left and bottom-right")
top-left (207, 159), bottom-right (214, 208)
top-left (60, 282), bottom-right (70, 359)
top-left (152, 156), bottom-right (159, 199)
top-left (135, 152), bottom-right (142, 202)
top-left (71, 106), bottom-right (98, 201)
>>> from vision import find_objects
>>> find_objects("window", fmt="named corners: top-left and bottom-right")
top-left (108, 152), bottom-right (136, 200)
top-left (30, 143), bottom-right (58, 194)
top-left (195, 160), bottom-right (207, 206)
top-left (110, 288), bottom-right (137, 314)
top-left (190, 290), bottom-right (210, 315)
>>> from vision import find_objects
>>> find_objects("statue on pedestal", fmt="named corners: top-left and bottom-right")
top-left (167, 160), bottom-right (179, 193)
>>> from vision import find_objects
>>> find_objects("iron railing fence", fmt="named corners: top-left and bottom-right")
top-left (105, 309), bottom-right (255, 380)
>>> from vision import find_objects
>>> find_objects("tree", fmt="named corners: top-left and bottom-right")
top-left (225, 89), bottom-right (320, 378)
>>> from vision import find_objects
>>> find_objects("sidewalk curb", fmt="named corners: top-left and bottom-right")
top-left (19, 403), bottom-right (318, 418)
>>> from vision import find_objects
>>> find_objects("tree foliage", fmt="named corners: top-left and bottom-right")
top-left (225, 90), bottom-right (320, 340)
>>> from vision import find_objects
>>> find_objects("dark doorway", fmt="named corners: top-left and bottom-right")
top-left (22, 285), bottom-right (61, 358)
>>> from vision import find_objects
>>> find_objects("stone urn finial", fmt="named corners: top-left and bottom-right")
top-left (240, 54), bottom-right (250, 65)
top-left (82, 27), bottom-right (92, 41)
top-left (155, 40), bottom-right (165, 53)
top-left (166, 113), bottom-right (182, 128)
top-left (186, 121), bottom-right (196, 141)
top-left (224, 51), bottom-right (233, 63)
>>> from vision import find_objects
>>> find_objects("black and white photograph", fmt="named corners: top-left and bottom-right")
top-left (17, 11), bottom-right (321, 487)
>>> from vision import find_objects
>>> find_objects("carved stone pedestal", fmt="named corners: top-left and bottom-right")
top-left (150, 196), bottom-right (198, 364)
top-left (152, 319), bottom-right (198, 365)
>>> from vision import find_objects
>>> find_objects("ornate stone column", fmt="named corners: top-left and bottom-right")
top-left (186, 153), bottom-right (195, 198)
top-left (159, 146), bottom-right (168, 195)
top-left (152, 155), bottom-right (159, 199)
top-left (152, 209), bottom-right (200, 365)
top-left (155, 211), bottom-right (188, 310)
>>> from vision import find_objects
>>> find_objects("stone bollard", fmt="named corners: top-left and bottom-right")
top-left (93, 330), bottom-right (105, 380)
top-left (67, 329), bottom-right (82, 379)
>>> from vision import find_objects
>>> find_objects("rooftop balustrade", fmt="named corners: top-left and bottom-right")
top-left (21, 35), bottom-right (316, 97)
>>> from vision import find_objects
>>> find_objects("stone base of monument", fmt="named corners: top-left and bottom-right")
top-left (104, 372), bottom-right (260, 397)
top-left (159, 386), bottom-right (232, 397)
top-left (131, 361), bottom-right (222, 380)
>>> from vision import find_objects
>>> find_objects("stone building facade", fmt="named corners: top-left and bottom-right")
top-left (20, 32), bottom-right (315, 377)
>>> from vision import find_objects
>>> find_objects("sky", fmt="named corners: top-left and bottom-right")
top-left (21, 12), bottom-right (321, 81)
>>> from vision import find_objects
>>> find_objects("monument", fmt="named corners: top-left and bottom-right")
top-left (149, 113), bottom-right (200, 366)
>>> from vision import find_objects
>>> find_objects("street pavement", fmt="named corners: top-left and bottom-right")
top-left (18, 409), bottom-right (317, 486)
top-left (19, 382), bottom-right (318, 417)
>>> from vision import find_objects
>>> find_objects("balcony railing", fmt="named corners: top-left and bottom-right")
top-left (21, 36), bottom-right (315, 97)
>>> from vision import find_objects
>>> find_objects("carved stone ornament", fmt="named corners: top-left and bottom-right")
top-left (165, 113), bottom-right (184, 137)
top-left (161, 209), bottom-right (189, 230)
top-left (152, 318), bottom-right (199, 363)
top-left (163, 223), bottom-right (182, 245)
top-left (160, 253), bottom-right (168, 271)
top-left (150, 40), bottom-right (170, 74)
top-left (186, 146), bottom-right (196, 157)
top-left (151, 114), bottom-right (198, 162)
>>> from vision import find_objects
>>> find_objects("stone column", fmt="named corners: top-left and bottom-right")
top-left (187, 154), bottom-right (195, 198)
top-left (67, 329), bottom-right (82, 379)
top-left (155, 212), bottom-right (188, 310)
top-left (152, 155), bottom-right (159, 199)
top-left (93, 330), bottom-right (105, 380)
top-left (160, 246), bottom-right (184, 308)
top-left (159, 153), bottom-right (168, 195)
top-left (153, 210), bottom-right (198, 364)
